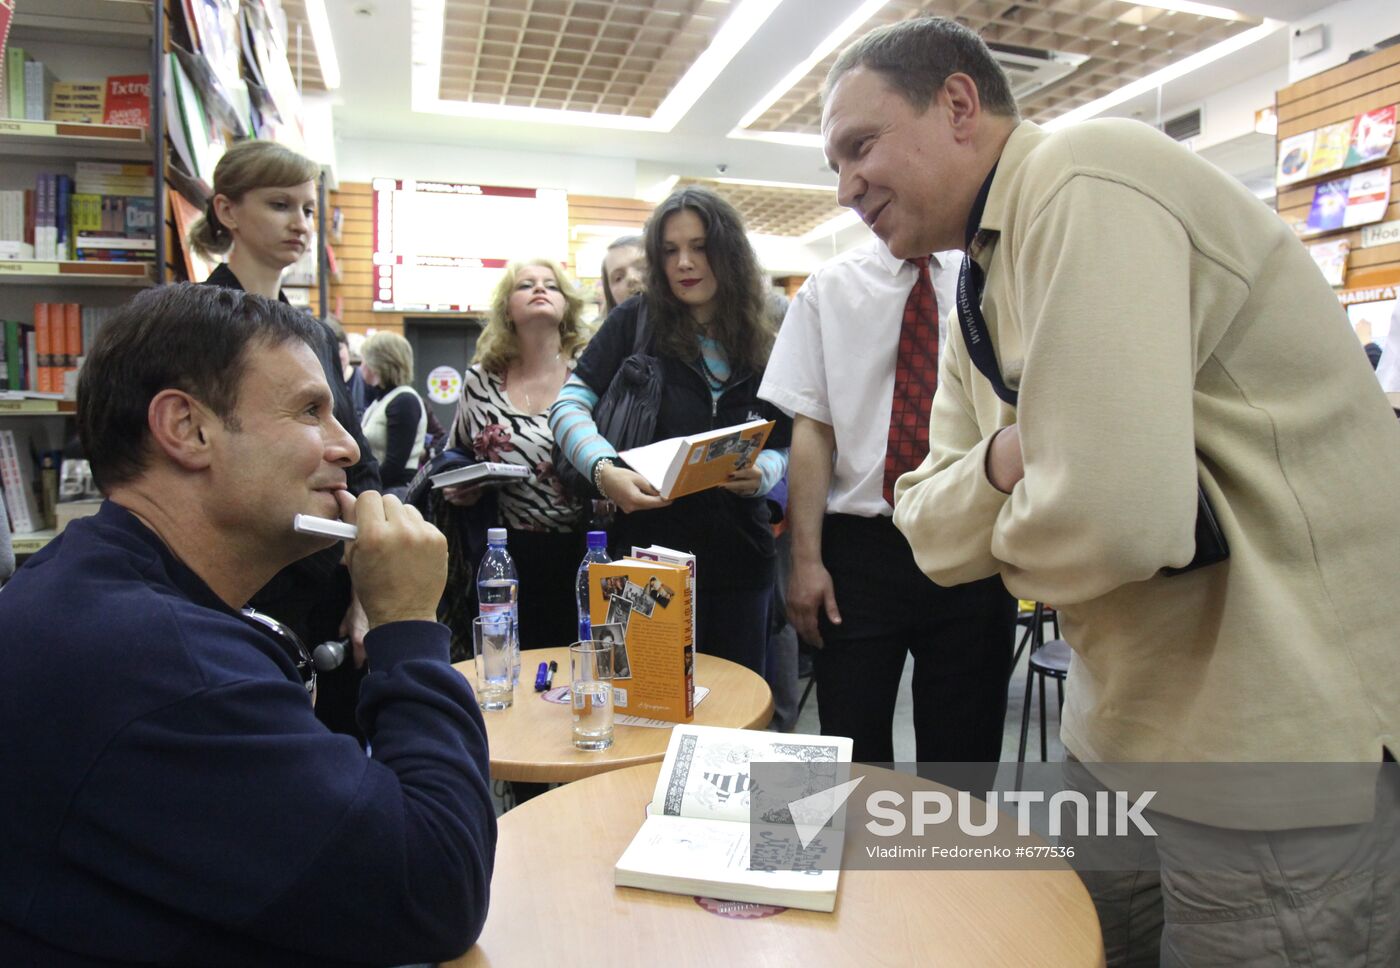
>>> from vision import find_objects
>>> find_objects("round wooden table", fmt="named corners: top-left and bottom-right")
top-left (445, 762), bottom-right (1105, 967)
top-left (453, 647), bottom-right (773, 783)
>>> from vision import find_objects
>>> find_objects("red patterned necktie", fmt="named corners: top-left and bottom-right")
top-left (883, 256), bottom-right (939, 506)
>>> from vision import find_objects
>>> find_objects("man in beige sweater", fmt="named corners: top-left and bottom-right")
top-left (823, 16), bottom-right (1399, 967)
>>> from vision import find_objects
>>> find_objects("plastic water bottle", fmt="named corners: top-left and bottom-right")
top-left (576, 530), bottom-right (611, 641)
top-left (478, 528), bottom-right (520, 685)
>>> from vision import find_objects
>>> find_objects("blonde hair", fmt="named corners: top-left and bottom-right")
top-left (473, 258), bottom-right (589, 375)
top-left (187, 140), bottom-right (320, 260)
top-left (361, 331), bottom-right (415, 389)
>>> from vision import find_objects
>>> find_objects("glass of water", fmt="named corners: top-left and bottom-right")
top-left (570, 640), bottom-right (614, 751)
top-left (473, 615), bottom-right (514, 710)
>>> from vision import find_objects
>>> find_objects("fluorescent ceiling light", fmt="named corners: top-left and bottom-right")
top-left (1125, 1), bottom-right (1251, 21)
top-left (799, 209), bottom-right (862, 245)
top-left (640, 175), bottom-right (679, 203)
top-left (410, 0), bottom-right (781, 132)
top-left (714, 176), bottom-right (835, 192)
top-left (733, 0), bottom-right (889, 132)
top-left (728, 128), bottom-right (824, 148)
top-left (303, 0), bottom-right (341, 90)
top-left (1044, 18), bottom-right (1283, 131)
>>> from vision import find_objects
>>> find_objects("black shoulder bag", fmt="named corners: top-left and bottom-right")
top-left (956, 254), bottom-right (1228, 576)
top-left (553, 303), bottom-right (664, 500)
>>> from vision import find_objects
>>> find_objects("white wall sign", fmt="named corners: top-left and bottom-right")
top-left (426, 366), bottom-right (463, 405)
top-left (1359, 219), bottom-right (1400, 248)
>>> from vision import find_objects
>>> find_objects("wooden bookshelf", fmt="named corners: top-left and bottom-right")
top-left (0, 261), bottom-right (154, 285)
top-left (11, 530), bottom-right (57, 556)
top-left (0, 120), bottom-right (151, 160)
top-left (0, 398), bottom-right (77, 415)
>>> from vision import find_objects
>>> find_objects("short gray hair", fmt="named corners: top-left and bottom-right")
top-left (825, 17), bottom-right (1020, 119)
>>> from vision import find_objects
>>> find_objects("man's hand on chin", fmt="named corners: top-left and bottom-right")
top-left (335, 489), bottom-right (447, 631)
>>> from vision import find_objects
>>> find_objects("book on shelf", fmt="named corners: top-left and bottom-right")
top-left (4, 44), bottom-right (23, 118)
top-left (22, 59), bottom-right (54, 121)
top-left (49, 81), bottom-right (105, 123)
top-left (0, 427), bottom-right (42, 534)
top-left (1308, 120), bottom-right (1353, 178)
top-left (0, 3), bottom-right (11, 115)
top-left (614, 724), bottom-right (855, 912)
top-left (102, 74), bottom-right (150, 128)
top-left (428, 461), bottom-right (531, 489)
top-left (618, 418), bottom-right (775, 501)
top-left (588, 556), bottom-right (695, 723)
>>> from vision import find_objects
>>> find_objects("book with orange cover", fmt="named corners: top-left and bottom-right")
top-left (618, 418), bottom-right (774, 500)
top-left (588, 557), bottom-right (694, 724)
top-left (63, 302), bottom-right (81, 377)
top-left (33, 302), bottom-right (53, 394)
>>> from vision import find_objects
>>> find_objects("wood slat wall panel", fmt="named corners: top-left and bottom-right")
top-left (1277, 45), bottom-right (1400, 298)
top-left (1277, 42), bottom-right (1400, 105)
top-left (1277, 80), bottom-right (1400, 138)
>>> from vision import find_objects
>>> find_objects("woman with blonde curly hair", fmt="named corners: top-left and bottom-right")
top-left (443, 257), bottom-right (590, 649)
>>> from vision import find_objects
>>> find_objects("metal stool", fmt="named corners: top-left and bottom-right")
top-left (1017, 602), bottom-right (1071, 764)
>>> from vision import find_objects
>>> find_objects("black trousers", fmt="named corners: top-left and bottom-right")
top-left (814, 514), bottom-right (1016, 765)
top-left (508, 527), bottom-right (587, 651)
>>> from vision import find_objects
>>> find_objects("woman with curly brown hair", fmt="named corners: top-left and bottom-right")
top-left (550, 187), bottom-right (791, 674)
top-left (443, 257), bottom-right (590, 650)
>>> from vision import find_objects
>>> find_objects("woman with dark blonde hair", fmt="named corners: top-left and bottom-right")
top-left (359, 331), bottom-right (427, 495)
top-left (189, 140), bottom-right (321, 301)
top-left (550, 187), bottom-right (791, 674)
top-left (196, 139), bottom-right (381, 744)
top-left (444, 257), bottom-right (590, 649)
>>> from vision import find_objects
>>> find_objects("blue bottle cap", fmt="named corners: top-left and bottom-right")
top-left (586, 530), bottom-right (607, 547)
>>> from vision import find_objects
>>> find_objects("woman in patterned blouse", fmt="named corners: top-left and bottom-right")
top-left (443, 258), bottom-right (590, 650)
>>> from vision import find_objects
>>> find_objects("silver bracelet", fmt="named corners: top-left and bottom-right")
top-left (592, 458), bottom-right (616, 497)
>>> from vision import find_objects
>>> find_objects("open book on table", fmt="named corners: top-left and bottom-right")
top-left (429, 461), bottom-right (531, 489)
top-left (618, 419), bottom-right (773, 500)
top-left (614, 724), bottom-right (854, 912)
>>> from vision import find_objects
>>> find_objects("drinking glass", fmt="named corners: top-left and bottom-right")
top-left (570, 640), bottom-right (614, 750)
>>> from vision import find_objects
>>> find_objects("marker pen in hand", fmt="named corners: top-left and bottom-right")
top-left (293, 514), bottom-right (357, 541)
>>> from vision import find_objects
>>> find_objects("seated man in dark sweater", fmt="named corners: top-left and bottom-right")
top-left (0, 284), bottom-right (495, 966)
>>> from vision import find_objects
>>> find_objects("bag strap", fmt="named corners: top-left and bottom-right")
top-left (631, 300), bottom-right (651, 356)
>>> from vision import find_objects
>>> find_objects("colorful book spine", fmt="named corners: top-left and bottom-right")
top-left (63, 302), bottom-right (81, 373)
top-left (33, 302), bottom-right (53, 393)
top-left (0, 428), bottom-right (40, 534)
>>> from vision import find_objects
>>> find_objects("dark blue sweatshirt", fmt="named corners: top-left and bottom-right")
top-left (0, 502), bottom-right (495, 966)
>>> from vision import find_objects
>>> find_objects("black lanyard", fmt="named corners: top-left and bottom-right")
top-left (954, 165), bottom-right (1018, 406)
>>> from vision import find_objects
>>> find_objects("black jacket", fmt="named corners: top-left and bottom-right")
top-left (573, 298), bottom-right (791, 590)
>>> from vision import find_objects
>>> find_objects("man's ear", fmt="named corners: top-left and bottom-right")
top-left (147, 389), bottom-right (215, 471)
top-left (941, 73), bottom-right (982, 141)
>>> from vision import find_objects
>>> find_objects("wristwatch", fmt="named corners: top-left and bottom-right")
top-left (592, 457), bottom-right (617, 497)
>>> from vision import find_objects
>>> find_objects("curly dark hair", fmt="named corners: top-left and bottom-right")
top-left (643, 186), bottom-right (773, 376)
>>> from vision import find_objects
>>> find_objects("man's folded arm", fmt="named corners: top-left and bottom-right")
top-left (988, 175), bottom-right (1202, 604)
top-left (63, 616), bottom-right (495, 965)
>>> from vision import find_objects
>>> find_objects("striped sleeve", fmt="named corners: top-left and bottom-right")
top-left (548, 376), bottom-right (619, 479)
top-left (754, 447), bottom-right (788, 498)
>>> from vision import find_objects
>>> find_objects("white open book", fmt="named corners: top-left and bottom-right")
top-left (614, 724), bottom-right (854, 912)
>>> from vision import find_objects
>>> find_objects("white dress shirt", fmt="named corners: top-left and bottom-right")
top-left (759, 238), bottom-right (961, 517)
top-left (1376, 298), bottom-right (1400, 403)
